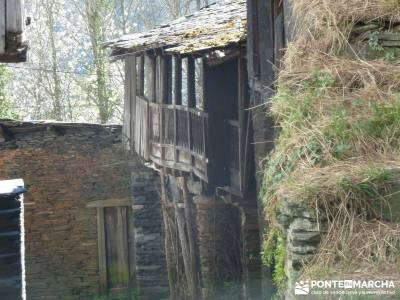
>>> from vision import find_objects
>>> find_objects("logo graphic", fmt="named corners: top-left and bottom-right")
top-left (295, 281), bottom-right (310, 295)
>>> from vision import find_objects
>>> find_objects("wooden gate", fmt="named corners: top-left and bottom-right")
top-left (88, 198), bottom-right (141, 299)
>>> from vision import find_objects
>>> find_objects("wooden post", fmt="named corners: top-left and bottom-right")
top-left (160, 169), bottom-right (177, 300)
top-left (187, 57), bottom-right (195, 164)
top-left (127, 206), bottom-right (137, 299)
top-left (187, 57), bottom-right (196, 108)
top-left (180, 176), bottom-right (201, 299)
top-left (173, 191), bottom-right (195, 300)
top-left (0, 0), bottom-right (5, 54)
top-left (138, 56), bottom-right (145, 96)
top-left (96, 207), bottom-right (108, 294)
top-left (174, 57), bottom-right (182, 163)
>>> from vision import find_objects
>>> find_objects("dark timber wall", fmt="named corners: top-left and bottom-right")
top-left (0, 184), bottom-right (24, 300)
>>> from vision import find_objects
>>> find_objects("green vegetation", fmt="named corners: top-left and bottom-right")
top-left (0, 65), bottom-right (17, 119)
top-left (260, 0), bottom-right (400, 290)
top-left (261, 229), bottom-right (286, 291)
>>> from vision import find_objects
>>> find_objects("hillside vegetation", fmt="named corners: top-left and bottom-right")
top-left (262, 0), bottom-right (400, 289)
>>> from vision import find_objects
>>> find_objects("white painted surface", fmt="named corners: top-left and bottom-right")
top-left (0, 179), bottom-right (25, 195)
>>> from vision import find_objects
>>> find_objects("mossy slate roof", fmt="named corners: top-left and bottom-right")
top-left (106, 0), bottom-right (246, 58)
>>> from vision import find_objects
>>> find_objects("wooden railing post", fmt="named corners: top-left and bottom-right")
top-left (187, 57), bottom-right (196, 166)
top-left (174, 57), bottom-right (182, 163)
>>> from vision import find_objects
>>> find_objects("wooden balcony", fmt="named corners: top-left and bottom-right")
top-left (135, 96), bottom-right (209, 181)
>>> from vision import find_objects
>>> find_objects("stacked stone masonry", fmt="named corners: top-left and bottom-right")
top-left (0, 121), bottom-right (134, 299)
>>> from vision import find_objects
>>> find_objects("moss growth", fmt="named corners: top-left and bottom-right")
top-left (261, 229), bottom-right (287, 291)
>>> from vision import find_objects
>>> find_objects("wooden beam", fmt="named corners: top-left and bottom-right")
top-left (96, 207), bottom-right (107, 294)
top-left (187, 57), bottom-right (196, 108)
top-left (174, 56), bottom-right (182, 105)
top-left (6, 0), bottom-right (23, 34)
top-left (0, 0), bottom-right (5, 54)
top-left (174, 56), bottom-right (182, 164)
top-left (87, 198), bottom-right (136, 208)
top-left (150, 56), bottom-right (156, 102)
top-left (127, 206), bottom-right (137, 299)
top-left (137, 56), bottom-right (145, 96)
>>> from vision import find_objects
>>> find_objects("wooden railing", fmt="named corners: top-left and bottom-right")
top-left (135, 96), bottom-right (209, 180)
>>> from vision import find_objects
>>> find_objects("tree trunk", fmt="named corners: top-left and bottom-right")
top-left (45, 0), bottom-right (63, 120)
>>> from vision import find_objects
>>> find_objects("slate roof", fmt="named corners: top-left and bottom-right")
top-left (106, 0), bottom-right (247, 58)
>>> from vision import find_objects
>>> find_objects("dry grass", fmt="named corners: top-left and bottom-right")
top-left (302, 218), bottom-right (400, 280)
top-left (262, 0), bottom-right (400, 284)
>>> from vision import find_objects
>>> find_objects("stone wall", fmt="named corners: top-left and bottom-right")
top-left (0, 121), bottom-right (133, 299)
top-left (131, 168), bottom-right (169, 299)
top-left (276, 198), bottom-right (326, 299)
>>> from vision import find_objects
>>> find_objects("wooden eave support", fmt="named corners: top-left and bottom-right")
top-left (87, 197), bottom-right (143, 210)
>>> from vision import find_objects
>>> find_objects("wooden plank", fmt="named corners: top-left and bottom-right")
top-left (127, 207), bottom-right (137, 298)
top-left (149, 56), bottom-right (156, 102)
top-left (174, 56), bottom-right (182, 106)
top-left (6, 0), bottom-right (23, 33)
top-left (187, 57), bottom-right (196, 108)
top-left (131, 56), bottom-right (137, 151)
top-left (137, 56), bottom-right (145, 96)
top-left (187, 58), bottom-right (195, 166)
top-left (0, 0), bottom-right (5, 54)
top-left (87, 197), bottom-right (135, 208)
top-left (116, 207), bottom-right (129, 287)
top-left (173, 57), bottom-right (182, 163)
top-left (238, 57), bottom-right (245, 193)
top-left (124, 58), bottom-right (133, 150)
top-left (96, 207), bottom-right (107, 294)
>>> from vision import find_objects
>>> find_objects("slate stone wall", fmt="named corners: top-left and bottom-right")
top-left (0, 121), bottom-right (133, 299)
top-left (131, 169), bottom-right (169, 300)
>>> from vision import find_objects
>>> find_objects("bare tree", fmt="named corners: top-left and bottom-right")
top-left (44, 0), bottom-right (63, 120)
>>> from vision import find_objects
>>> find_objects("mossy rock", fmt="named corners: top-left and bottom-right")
top-left (380, 182), bottom-right (400, 222)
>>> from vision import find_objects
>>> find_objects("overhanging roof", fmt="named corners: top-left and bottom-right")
top-left (106, 0), bottom-right (246, 58)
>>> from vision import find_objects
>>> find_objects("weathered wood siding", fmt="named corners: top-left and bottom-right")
top-left (0, 0), bottom-right (27, 62)
top-left (0, 180), bottom-right (25, 300)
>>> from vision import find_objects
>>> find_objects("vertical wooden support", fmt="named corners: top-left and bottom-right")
top-left (187, 57), bottom-right (196, 108)
top-left (160, 56), bottom-right (170, 161)
top-left (187, 57), bottom-right (195, 164)
top-left (173, 189), bottom-right (194, 299)
top-left (97, 207), bottom-right (107, 294)
top-left (150, 56), bottom-right (157, 102)
top-left (127, 207), bottom-right (137, 299)
top-left (238, 57), bottom-right (245, 193)
top-left (6, 0), bottom-right (23, 34)
top-left (131, 57), bottom-right (137, 150)
top-left (180, 176), bottom-right (201, 299)
top-left (174, 57), bottom-right (182, 163)
top-left (174, 57), bottom-right (182, 106)
top-left (160, 170), bottom-right (177, 300)
top-left (0, 0), bottom-right (5, 54)
top-left (124, 57), bottom-right (137, 151)
top-left (116, 207), bottom-right (129, 286)
top-left (137, 56), bottom-right (145, 96)
top-left (160, 56), bottom-right (170, 104)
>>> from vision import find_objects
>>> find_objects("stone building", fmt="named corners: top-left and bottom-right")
top-left (107, 1), bottom-right (265, 299)
top-left (0, 120), bottom-right (159, 299)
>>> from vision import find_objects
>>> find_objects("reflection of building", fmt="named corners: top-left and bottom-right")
top-left (0, 179), bottom-right (26, 299)
top-left (107, 1), bottom-right (264, 299)
top-left (0, 0), bottom-right (28, 63)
